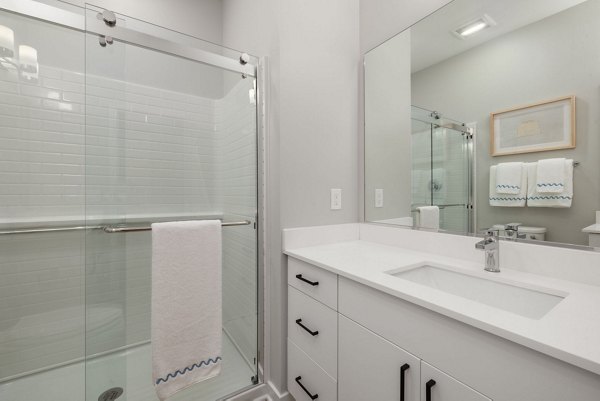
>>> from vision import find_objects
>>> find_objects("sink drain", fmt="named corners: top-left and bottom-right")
top-left (98, 387), bottom-right (123, 401)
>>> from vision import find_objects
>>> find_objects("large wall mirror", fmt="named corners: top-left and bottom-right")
top-left (364, 0), bottom-right (600, 248)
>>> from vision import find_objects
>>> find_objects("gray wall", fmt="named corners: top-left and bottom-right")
top-left (360, 0), bottom-right (453, 53)
top-left (358, 0), bottom-right (453, 222)
top-left (412, 0), bottom-right (600, 245)
top-left (364, 30), bottom-right (413, 222)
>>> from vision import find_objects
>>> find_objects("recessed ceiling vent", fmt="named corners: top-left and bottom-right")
top-left (453, 14), bottom-right (496, 39)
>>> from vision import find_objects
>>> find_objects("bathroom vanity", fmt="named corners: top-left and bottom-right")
top-left (284, 224), bottom-right (600, 401)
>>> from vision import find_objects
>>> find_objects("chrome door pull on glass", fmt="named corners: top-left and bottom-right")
top-left (295, 376), bottom-right (319, 400)
top-left (295, 319), bottom-right (319, 336)
top-left (295, 274), bottom-right (319, 286)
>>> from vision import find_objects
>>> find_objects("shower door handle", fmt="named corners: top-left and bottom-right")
top-left (295, 274), bottom-right (319, 286)
top-left (295, 376), bottom-right (319, 400)
top-left (295, 319), bottom-right (319, 336)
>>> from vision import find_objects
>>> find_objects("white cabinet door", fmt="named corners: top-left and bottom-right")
top-left (339, 315), bottom-right (420, 401)
top-left (421, 361), bottom-right (491, 401)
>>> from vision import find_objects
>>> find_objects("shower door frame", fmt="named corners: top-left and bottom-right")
top-left (0, 0), bottom-right (266, 397)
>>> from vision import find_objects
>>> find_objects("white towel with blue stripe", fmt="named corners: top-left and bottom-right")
top-left (495, 162), bottom-right (524, 194)
top-left (528, 161), bottom-right (573, 207)
top-left (489, 165), bottom-right (527, 207)
top-left (536, 158), bottom-right (566, 193)
top-left (152, 220), bottom-right (222, 401)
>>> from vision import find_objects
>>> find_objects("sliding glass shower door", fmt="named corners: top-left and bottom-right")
top-left (411, 106), bottom-right (473, 233)
top-left (83, 7), bottom-right (258, 401)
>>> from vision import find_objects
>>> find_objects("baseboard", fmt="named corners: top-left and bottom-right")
top-left (266, 380), bottom-right (293, 401)
top-left (225, 383), bottom-right (270, 401)
top-left (224, 380), bottom-right (291, 401)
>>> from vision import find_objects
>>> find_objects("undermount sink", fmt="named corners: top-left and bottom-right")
top-left (387, 264), bottom-right (566, 319)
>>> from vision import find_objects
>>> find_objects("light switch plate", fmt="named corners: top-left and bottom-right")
top-left (331, 188), bottom-right (342, 210)
top-left (375, 189), bottom-right (384, 208)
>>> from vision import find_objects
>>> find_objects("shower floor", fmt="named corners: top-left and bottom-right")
top-left (0, 332), bottom-right (255, 401)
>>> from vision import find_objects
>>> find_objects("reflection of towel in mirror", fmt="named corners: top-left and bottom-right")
top-left (417, 206), bottom-right (439, 230)
top-left (527, 160), bottom-right (573, 207)
top-left (489, 165), bottom-right (527, 207)
top-left (495, 162), bottom-right (523, 194)
top-left (536, 158), bottom-right (566, 193)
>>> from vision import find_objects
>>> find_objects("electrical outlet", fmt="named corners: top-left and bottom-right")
top-left (330, 188), bottom-right (342, 210)
top-left (375, 189), bottom-right (384, 208)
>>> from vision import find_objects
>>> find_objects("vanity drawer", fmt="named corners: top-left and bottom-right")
top-left (288, 257), bottom-right (337, 309)
top-left (288, 338), bottom-right (337, 401)
top-left (288, 285), bottom-right (338, 378)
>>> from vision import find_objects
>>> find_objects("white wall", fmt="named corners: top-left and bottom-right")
top-left (364, 30), bottom-right (412, 222)
top-left (358, 0), bottom-right (453, 222)
top-left (59, 0), bottom-right (223, 44)
top-left (222, 0), bottom-right (360, 395)
top-left (360, 0), bottom-right (452, 53)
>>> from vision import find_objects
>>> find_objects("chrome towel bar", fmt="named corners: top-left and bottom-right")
top-left (103, 220), bottom-right (251, 233)
top-left (0, 220), bottom-right (252, 235)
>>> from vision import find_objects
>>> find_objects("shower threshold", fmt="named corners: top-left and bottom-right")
top-left (0, 331), bottom-right (253, 401)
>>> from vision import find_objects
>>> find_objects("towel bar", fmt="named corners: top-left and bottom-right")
top-left (0, 220), bottom-right (252, 235)
top-left (103, 220), bottom-right (251, 233)
top-left (411, 204), bottom-right (467, 213)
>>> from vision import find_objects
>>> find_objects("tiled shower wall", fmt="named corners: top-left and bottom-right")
top-left (0, 64), bottom-right (257, 380)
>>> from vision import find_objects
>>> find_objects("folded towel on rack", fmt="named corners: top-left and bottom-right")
top-left (417, 206), bottom-right (440, 230)
top-left (536, 158), bottom-right (567, 193)
top-left (489, 165), bottom-right (527, 207)
top-left (152, 220), bottom-right (222, 401)
top-left (495, 162), bottom-right (523, 194)
top-left (527, 161), bottom-right (573, 207)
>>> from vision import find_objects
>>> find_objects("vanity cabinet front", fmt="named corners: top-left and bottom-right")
top-left (287, 257), bottom-right (600, 400)
top-left (339, 315), bottom-right (420, 401)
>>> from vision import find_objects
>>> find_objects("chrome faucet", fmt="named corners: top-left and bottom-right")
top-left (504, 223), bottom-right (525, 240)
top-left (475, 230), bottom-right (500, 272)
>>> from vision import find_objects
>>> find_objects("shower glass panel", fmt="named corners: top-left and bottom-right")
top-left (0, 4), bottom-right (86, 401)
top-left (84, 7), bottom-right (258, 401)
top-left (411, 106), bottom-right (473, 232)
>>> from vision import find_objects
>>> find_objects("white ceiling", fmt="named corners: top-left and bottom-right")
top-left (410, 0), bottom-right (589, 73)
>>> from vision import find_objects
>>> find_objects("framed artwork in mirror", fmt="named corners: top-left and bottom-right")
top-left (490, 96), bottom-right (576, 156)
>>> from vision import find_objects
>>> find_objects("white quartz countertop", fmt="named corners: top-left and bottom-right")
top-left (284, 239), bottom-right (600, 376)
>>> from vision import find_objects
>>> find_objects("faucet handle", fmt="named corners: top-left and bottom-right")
top-left (505, 222), bottom-right (522, 231)
top-left (480, 228), bottom-right (499, 237)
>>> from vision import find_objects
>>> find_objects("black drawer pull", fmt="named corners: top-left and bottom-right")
top-left (426, 379), bottom-right (436, 401)
top-left (295, 376), bottom-right (319, 400)
top-left (296, 318), bottom-right (319, 336)
top-left (400, 363), bottom-right (410, 401)
top-left (296, 274), bottom-right (319, 286)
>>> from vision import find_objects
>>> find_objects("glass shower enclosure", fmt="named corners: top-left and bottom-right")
top-left (0, 2), bottom-right (261, 400)
top-left (411, 105), bottom-right (475, 233)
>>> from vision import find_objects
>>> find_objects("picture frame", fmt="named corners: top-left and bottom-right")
top-left (490, 95), bottom-right (576, 156)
